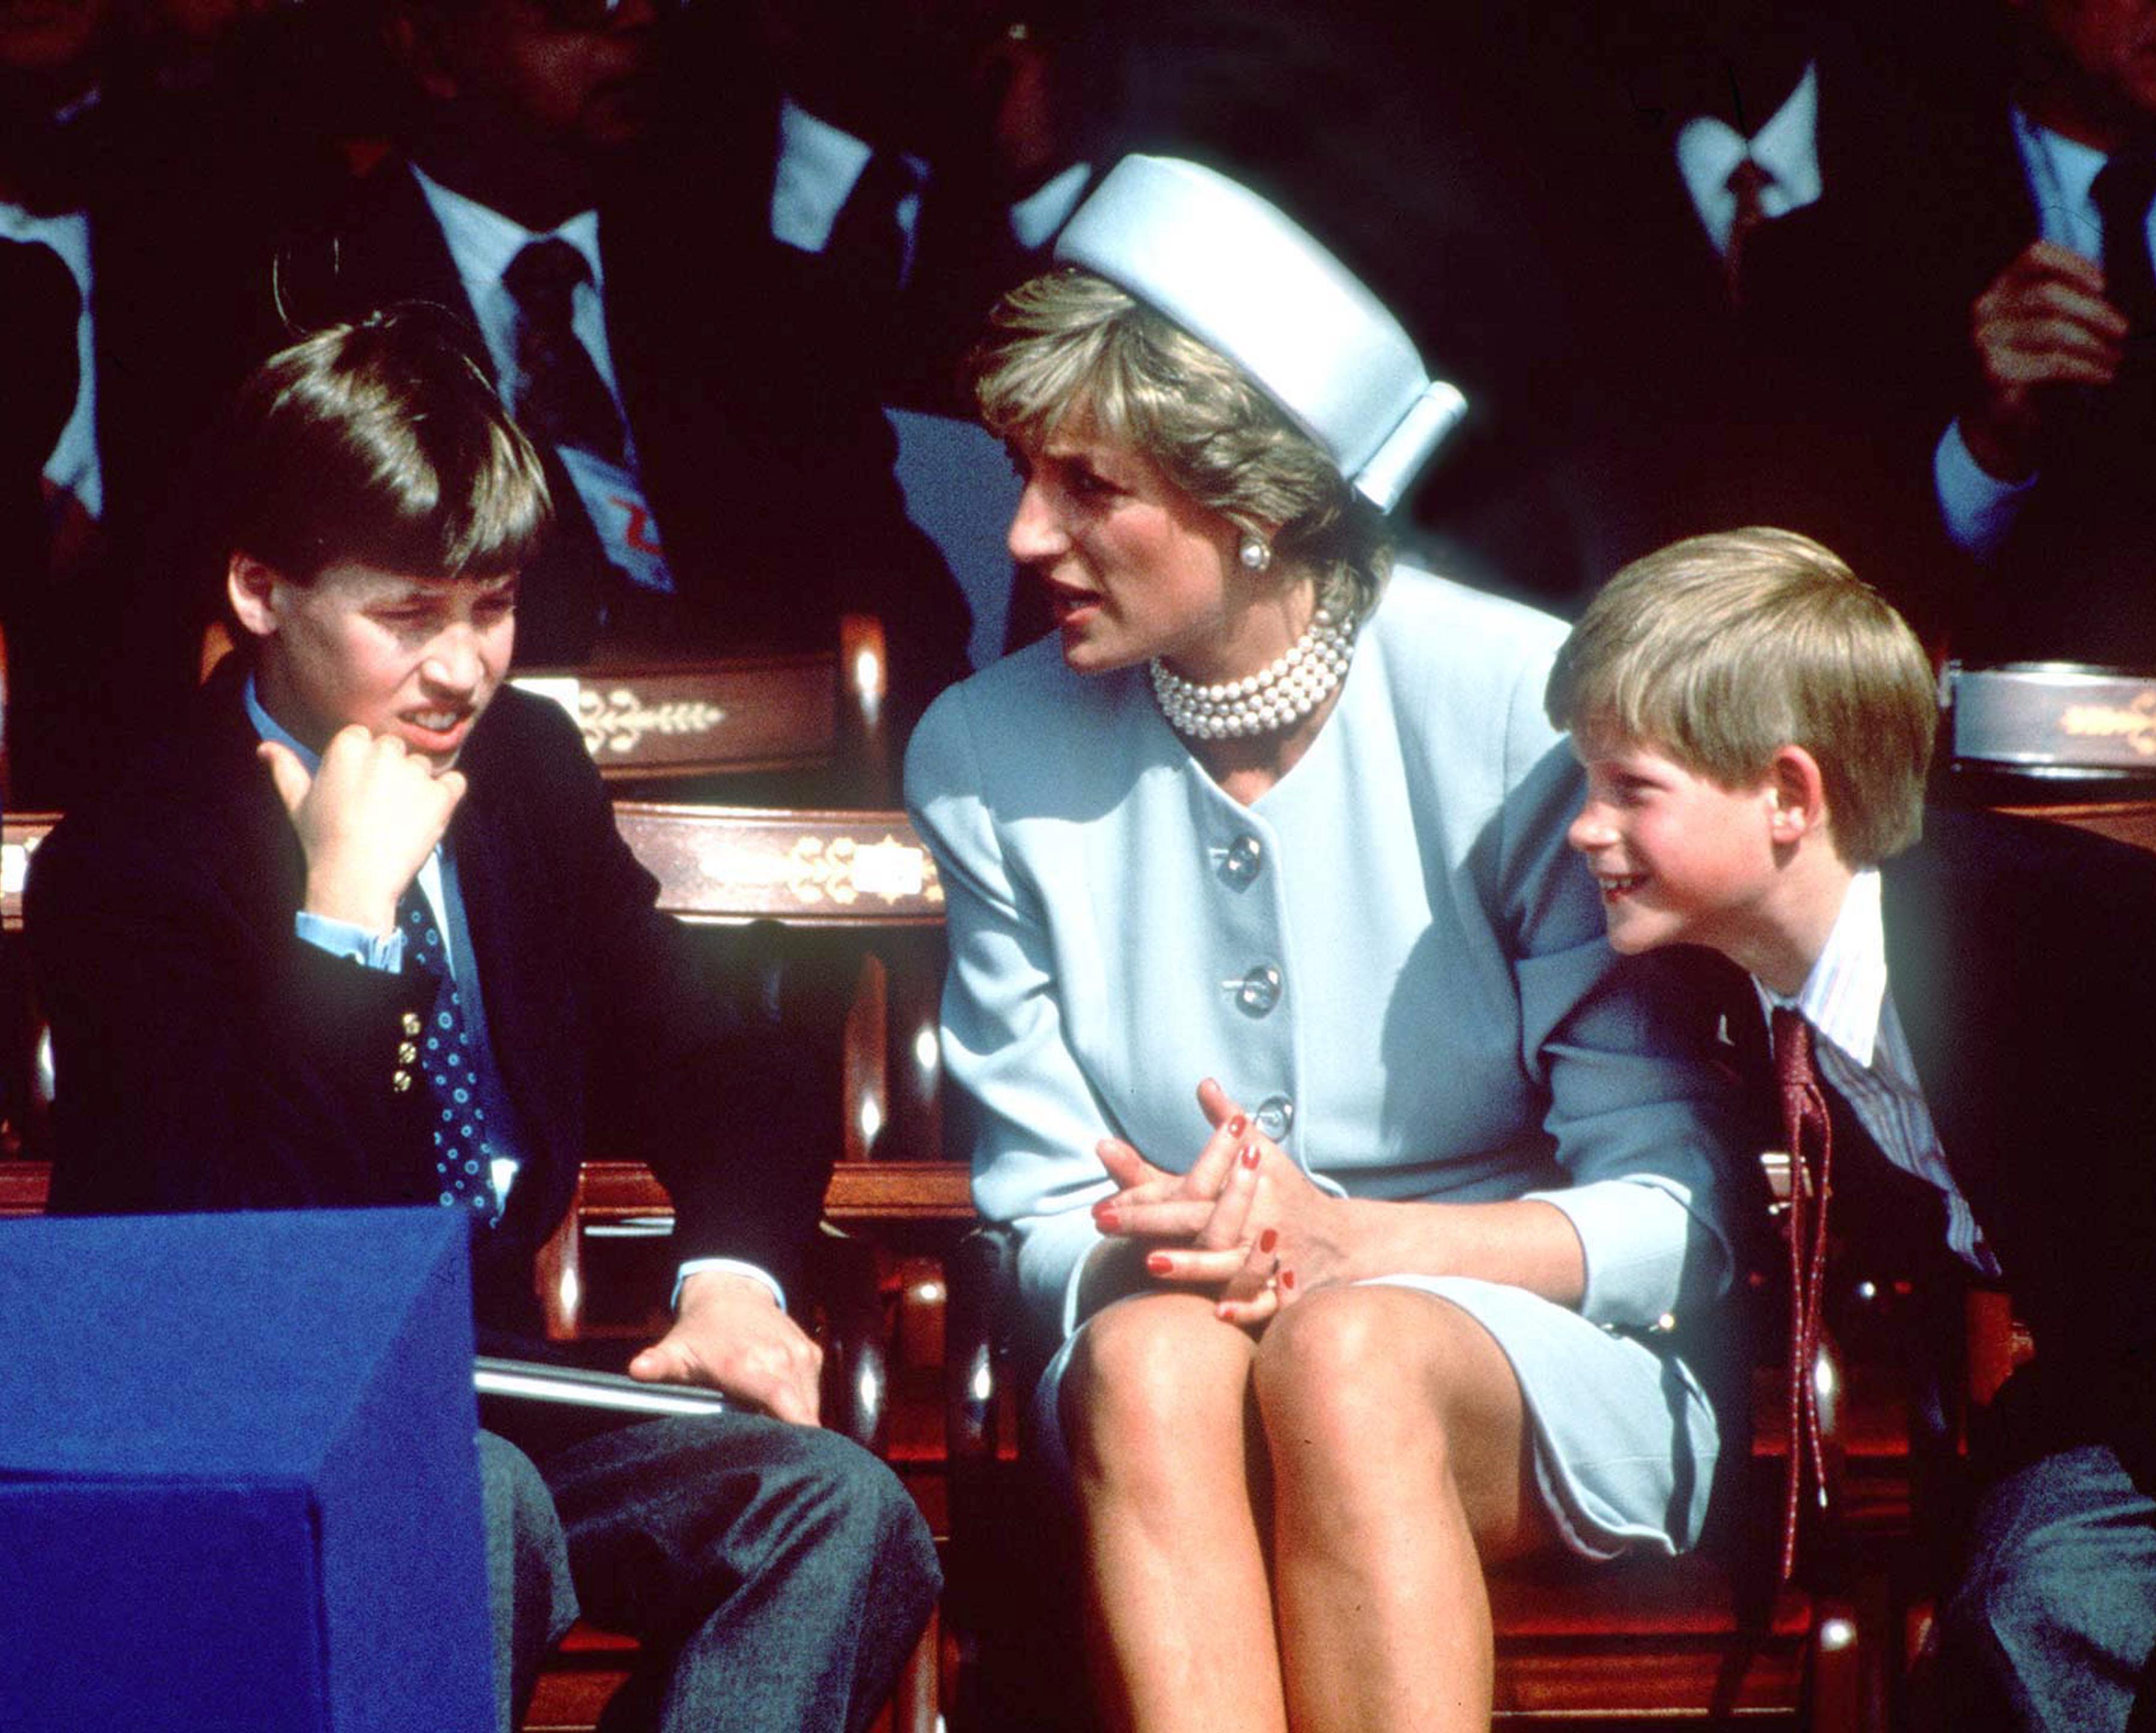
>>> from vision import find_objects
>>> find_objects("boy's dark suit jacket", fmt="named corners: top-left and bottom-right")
top-left (1749, 805), bottom-right (2156, 1477)
top-left (272, 157), bottom-right (971, 707)
top-left (26, 658), bottom-right (830, 1345)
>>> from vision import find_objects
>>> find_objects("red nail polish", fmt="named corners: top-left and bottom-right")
top-left (1228, 1114), bottom-right (1247, 1136)
top-left (1146, 1253), bottom-right (1173, 1275)
top-left (1093, 1204), bottom-right (1119, 1230)
top-left (1280, 1269), bottom-right (1296, 1290)
top-left (1240, 1144), bottom-right (1259, 1169)
top-left (1259, 1228), bottom-right (1277, 1254)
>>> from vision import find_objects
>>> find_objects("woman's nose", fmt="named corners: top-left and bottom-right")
top-left (1006, 478), bottom-right (1067, 563)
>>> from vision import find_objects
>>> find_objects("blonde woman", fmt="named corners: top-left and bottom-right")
top-left (906, 156), bottom-right (1743, 1732)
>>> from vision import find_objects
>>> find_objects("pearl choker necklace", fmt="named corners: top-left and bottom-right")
top-left (1149, 608), bottom-right (1356, 740)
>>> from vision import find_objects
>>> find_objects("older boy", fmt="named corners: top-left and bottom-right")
top-left (26, 309), bottom-right (937, 1732)
top-left (1546, 527), bottom-right (2156, 1733)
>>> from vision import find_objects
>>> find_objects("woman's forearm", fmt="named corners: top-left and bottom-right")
top-left (1335, 1196), bottom-right (1587, 1308)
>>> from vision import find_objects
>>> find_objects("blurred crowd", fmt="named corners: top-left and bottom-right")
top-left (4, 0), bottom-right (2151, 807)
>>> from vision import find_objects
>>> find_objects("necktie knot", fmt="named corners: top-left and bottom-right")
top-left (1772, 1004), bottom-right (1816, 1094)
top-left (504, 237), bottom-right (592, 325)
top-left (1726, 155), bottom-right (1775, 206)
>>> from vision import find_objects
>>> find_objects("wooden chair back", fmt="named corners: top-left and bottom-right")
top-left (533, 803), bottom-right (968, 1356)
top-left (511, 616), bottom-right (892, 798)
top-left (203, 614), bottom-right (895, 800)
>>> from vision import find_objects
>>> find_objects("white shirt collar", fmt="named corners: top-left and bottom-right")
top-left (2010, 108), bottom-right (2109, 259)
top-left (408, 162), bottom-right (604, 298)
top-left (770, 97), bottom-right (928, 254)
top-left (1673, 60), bottom-right (1823, 255)
top-left (1757, 867), bottom-right (1887, 1069)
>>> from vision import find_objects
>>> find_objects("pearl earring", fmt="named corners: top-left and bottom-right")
top-left (1238, 535), bottom-right (1273, 573)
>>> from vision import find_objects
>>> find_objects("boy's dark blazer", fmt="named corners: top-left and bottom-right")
top-left (271, 155), bottom-right (971, 700)
top-left (1841, 805), bottom-right (2156, 1468)
top-left (26, 658), bottom-right (830, 1345)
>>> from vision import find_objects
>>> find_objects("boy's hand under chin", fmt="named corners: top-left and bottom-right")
top-left (261, 726), bottom-right (468, 934)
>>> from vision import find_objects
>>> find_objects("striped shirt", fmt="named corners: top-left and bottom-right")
top-left (1758, 871), bottom-right (2000, 1277)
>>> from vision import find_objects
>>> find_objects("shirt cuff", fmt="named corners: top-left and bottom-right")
top-left (294, 911), bottom-right (404, 972)
top-left (673, 1257), bottom-right (787, 1315)
top-left (1522, 1177), bottom-right (1695, 1327)
top-left (1934, 419), bottom-right (2036, 560)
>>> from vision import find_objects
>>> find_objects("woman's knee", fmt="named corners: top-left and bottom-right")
top-left (1253, 1287), bottom-right (1448, 1440)
top-left (1060, 1294), bottom-right (1253, 1477)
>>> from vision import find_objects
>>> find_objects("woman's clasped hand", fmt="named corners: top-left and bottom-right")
top-left (1091, 1077), bottom-right (1351, 1327)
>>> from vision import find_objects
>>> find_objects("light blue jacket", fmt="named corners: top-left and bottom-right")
top-left (906, 570), bottom-right (1739, 1374)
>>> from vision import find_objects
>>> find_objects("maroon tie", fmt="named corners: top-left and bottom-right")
top-left (1773, 1005), bottom-right (1834, 1582)
top-left (1725, 156), bottom-right (1775, 305)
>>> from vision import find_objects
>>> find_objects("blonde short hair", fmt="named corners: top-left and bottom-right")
top-left (968, 268), bottom-right (1391, 623)
top-left (1545, 528), bottom-right (1937, 866)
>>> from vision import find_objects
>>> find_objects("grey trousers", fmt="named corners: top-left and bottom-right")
top-left (480, 1413), bottom-right (939, 1733)
top-left (482, 1429), bottom-right (582, 1732)
top-left (1930, 1444), bottom-right (2156, 1732)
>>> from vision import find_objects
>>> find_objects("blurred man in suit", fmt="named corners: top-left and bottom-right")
top-left (274, 0), bottom-right (970, 727)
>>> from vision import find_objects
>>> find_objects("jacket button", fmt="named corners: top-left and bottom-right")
top-left (1253, 1095), bottom-right (1294, 1140)
top-left (401, 1012), bottom-right (423, 1037)
top-left (1235, 964), bottom-right (1282, 1017)
top-left (392, 1070), bottom-right (413, 1093)
top-left (397, 1041), bottom-right (418, 1064)
top-left (1222, 834), bottom-right (1264, 887)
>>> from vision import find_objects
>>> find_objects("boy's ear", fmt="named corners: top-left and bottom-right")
top-left (1765, 745), bottom-right (1829, 845)
top-left (226, 553), bottom-right (284, 641)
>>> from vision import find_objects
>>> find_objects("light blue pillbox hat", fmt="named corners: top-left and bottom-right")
top-left (1053, 154), bottom-right (1467, 513)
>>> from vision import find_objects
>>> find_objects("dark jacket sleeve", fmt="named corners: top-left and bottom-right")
top-left (26, 793), bottom-right (444, 1216)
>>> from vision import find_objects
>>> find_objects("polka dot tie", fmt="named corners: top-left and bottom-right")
top-left (399, 885), bottom-right (498, 1225)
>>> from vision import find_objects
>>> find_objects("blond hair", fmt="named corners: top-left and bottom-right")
top-left (1545, 528), bottom-right (1937, 866)
top-left (968, 268), bottom-right (1391, 622)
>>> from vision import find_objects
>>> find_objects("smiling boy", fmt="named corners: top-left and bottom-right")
top-left (26, 310), bottom-right (937, 1732)
top-left (1545, 526), bottom-right (2156, 1732)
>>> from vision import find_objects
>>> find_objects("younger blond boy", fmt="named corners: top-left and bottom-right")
top-left (1546, 528), bottom-right (2156, 1733)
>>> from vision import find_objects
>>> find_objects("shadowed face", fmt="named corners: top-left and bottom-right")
top-left (2022, 0), bottom-right (2156, 143)
top-left (416, 0), bottom-right (659, 153)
